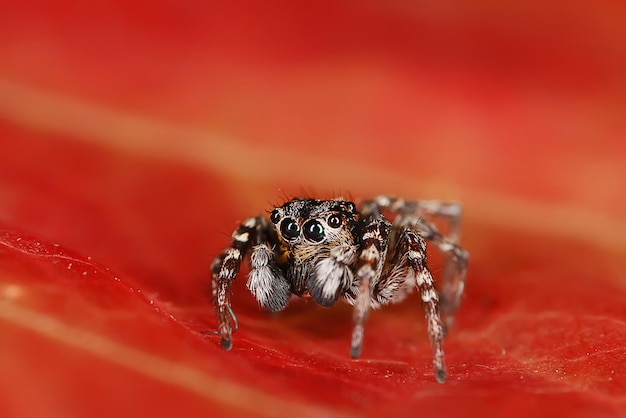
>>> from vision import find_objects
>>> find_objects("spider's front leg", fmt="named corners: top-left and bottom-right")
top-left (212, 216), bottom-right (291, 350)
top-left (211, 216), bottom-right (267, 350)
top-left (350, 214), bottom-right (391, 359)
top-left (211, 218), bottom-right (263, 350)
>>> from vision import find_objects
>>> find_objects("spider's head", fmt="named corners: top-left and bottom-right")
top-left (269, 198), bottom-right (359, 252)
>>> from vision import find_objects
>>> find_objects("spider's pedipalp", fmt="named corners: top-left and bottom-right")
top-left (248, 243), bottom-right (291, 312)
top-left (350, 214), bottom-right (391, 358)
top-left (309, 244), bottom-right (356, 307)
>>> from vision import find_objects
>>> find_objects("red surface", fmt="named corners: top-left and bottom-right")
top-left (1, 1), bottom-right (625, 417)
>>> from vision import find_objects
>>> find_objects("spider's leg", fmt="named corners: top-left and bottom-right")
top-left (211, 216), bottom-right (265, 350)
top-left (362, 195), bottom-right (463, 243)
top-left (362, 196), bottom-right (468, 330)
top-left (350, 214), bottom-right (391, 359)
top-left (387, 226), bottom-right (447, 383)
top-left (411, 219), bottom-right (468, 330)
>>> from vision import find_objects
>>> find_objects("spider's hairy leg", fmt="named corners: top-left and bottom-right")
top-left (412, 219), bottom-right (469, 330)
top-left (363, 196), bottom-right (468, 331)
top-left (385, 198), bottom-right (467, 325)
top-left (350, 215), bottom-right (391, 359)
top-left (398, 227), bottom-right (447, 383)
top-left (211, 216), bottom-right (264, 350)
top-left (362, 196), bottom-right (463, 241)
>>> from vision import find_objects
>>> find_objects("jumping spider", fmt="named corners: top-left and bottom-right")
top-left (210, 196), bottom-right (468, 383)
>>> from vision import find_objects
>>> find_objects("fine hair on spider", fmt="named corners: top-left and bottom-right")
top-left (210, 195), bottom-right (468, 383)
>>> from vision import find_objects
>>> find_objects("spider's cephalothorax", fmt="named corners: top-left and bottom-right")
top-left (210, 196), bottom-right (469, 383)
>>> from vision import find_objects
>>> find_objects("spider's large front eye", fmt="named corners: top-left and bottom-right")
top-left (280, 218), bottom-right (300, 240)
top-left (327, 214), bottom-right (342, 228)
top-left (303, 220), bottom-right (325, 243)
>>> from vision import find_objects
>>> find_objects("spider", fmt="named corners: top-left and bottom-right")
top-left (210, 195), bottom-right (468, 383)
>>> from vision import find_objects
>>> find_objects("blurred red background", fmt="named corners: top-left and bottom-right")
top-left (0, 1), bottom-right (625, 417)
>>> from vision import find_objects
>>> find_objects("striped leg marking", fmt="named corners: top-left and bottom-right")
top-left (411, 219), bottom-right (469, 330)
top-left (211, 216), bottom-right (262, 350)
top-left (397, 227), bottom-right (447, 383)
top-left (350, 215), bottom-right (391, 358)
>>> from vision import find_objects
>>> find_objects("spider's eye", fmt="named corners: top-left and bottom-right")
top-left (280, 218), bottom-right (300, 240)
top-left (345, 202), bottom-right (356, 212)
top-left (270, 209), bottom-right (281, 224)
top-left (327, 214), bottom-right (342, 228)
top-left (303, 220), bottom-right (325, 243)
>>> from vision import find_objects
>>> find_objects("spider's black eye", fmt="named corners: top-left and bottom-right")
top-left (327, 214), bottom-right (342, 228)
top-left (303, 220), bottom-right (325, 243)
top-left (280, 218), bottom-right (300, 240)
top-left (270, 209), bottom-right (281, 224)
